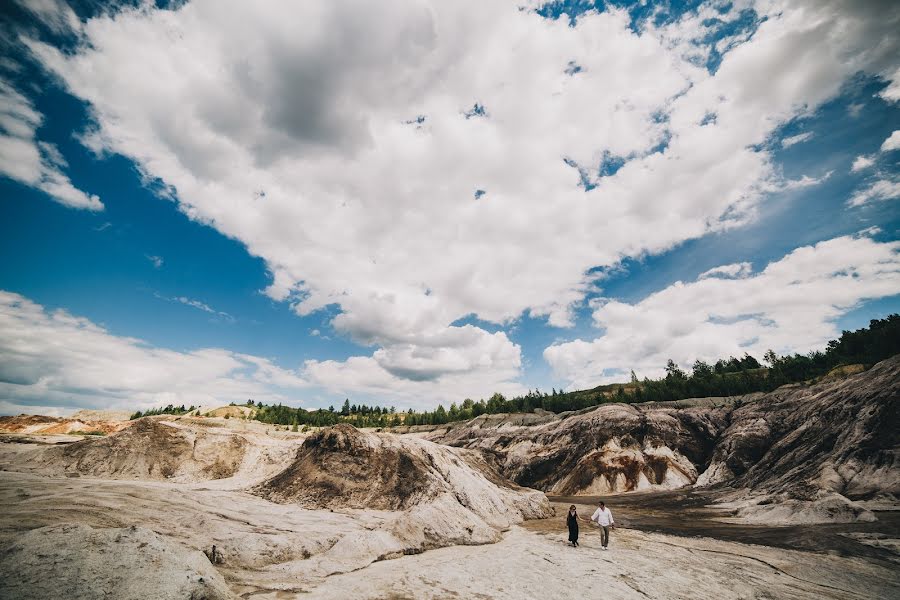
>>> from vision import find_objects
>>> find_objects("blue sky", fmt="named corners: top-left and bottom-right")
top-left (0, 0), bottom-right (898, 415)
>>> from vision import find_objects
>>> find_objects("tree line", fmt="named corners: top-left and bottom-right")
top-left (135, 314), bottom-right (899, 428)
top-left (129, 404), bottom-right (196, 420)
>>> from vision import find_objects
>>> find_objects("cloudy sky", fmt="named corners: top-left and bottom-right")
top-left (1, 0), bottom-right (898, 416)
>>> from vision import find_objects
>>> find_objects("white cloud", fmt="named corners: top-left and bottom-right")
top-left (304, 338), bottom-right (525, 407)
top-left (0, 81), bottom-right (102, 210)
top-left (145, 254), bottom-right (163, 269)
top-left (544, 233), bottom-right (900, 389)
top-left (781, 131), bottom-right (814, 148)
top-left (851, 155), bottom-right (875, 172)
top-left (848, 178), bottom-right (900, 207)
top-left (781, 170), bottom-right (833, 190)
top-left (17, 0), bottom-right (900, 401)
top-left (850, 129), bottom-right (900, 173)
top-left (0, 290), bottom-right (307, 415)
top-left (698, 262), bottom-right (753, 279)
top-left (880, 66), bottom-right (900, 103)
top-left (882, 130), bottom-right (900, 152)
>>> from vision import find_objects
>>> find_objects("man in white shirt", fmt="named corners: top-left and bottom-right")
top-left (590, 501), bottom-right (615, 550)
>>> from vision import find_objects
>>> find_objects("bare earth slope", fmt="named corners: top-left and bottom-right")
top-left (423, 397), bottom-right (735, 494)
top-left (425, 355), bottom-right (900, 522)
top-left (254, 424), bottom-right (551, 563)
top-left (0, 416), bottom-right (304, 486)
top-left (0, 413), bottom-right (127, 435)
top-left (0, 418), bottom-right (552, 596)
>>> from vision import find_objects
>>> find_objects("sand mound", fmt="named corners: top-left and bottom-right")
top-left (256, 424), bottom-right (547, 514)
top-left (32, 418), bottom-right (249, 481)
top-left (202, 406), bottom-right (253, 418)
top-left (0, 415), bottom-right (60, 433)
top-left (253, 424), bottom-right (551, 572)
top-left (69, 409), bottom-right (133, 422)
top-left (0, 523), bottom-right (235, 600)
top-left (0, 414), bottom-right (127, 435)
top-left (257, 423), bottom-right (441, 510)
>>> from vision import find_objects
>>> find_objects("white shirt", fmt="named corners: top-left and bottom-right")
top-left (591, 507), bottom-right (614, 527)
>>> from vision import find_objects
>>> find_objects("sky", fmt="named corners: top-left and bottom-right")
top-left (0, 0), bottom-right (898, 416)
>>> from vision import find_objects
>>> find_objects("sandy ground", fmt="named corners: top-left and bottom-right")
top-left (2, 470), bottom-right (897, 599)
top-left (306, 524), bottom-right (898, 600)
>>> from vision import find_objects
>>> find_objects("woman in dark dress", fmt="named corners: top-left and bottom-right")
top-left (566, 505), bottom-right (581, 547)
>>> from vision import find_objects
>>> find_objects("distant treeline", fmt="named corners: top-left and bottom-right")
top-left (252, 400), bottom-right (398, 429)
top-left (129, 404), bottom-right (196, 420)
top-left (136, 315), bottom-right (899, 428)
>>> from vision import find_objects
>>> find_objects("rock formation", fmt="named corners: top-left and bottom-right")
top-left (424, 397), bottom-right (735, 495)
top-left (4, 417), bottom-right (290, 484)
top-left (424, 355), bottom-right (900, 522)
top-left (254, 424), bottom-right (551, 562)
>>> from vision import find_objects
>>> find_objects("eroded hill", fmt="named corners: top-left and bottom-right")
top-left (423, 355), bottom-right (900, 523)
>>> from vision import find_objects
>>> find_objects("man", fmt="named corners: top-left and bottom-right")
top-left (590, 500), bottom-right (615, 550)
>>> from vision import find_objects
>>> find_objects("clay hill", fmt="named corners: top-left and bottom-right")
top-left (423, 354), bottom-right (900, 523)
top-left (254, 424), bottom-right (551, 553)
top-left (0, 417), bottom-right (296, 485)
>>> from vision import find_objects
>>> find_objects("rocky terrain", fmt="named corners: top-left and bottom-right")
top-left (0, 415), bottom-right (553, 598)
top-left (0, 523), bottom-right (234, 600)
top-left (0, 356), bottom-right (896, 598)
top-left (423, 355), bottom-right (900, 523)
top-left (254, 424), bottom-right (550, 561)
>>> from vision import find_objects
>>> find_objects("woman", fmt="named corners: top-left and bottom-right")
top-left (566, 505), bottom-right (581, 547)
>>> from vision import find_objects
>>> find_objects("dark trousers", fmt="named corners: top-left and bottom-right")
top-left (599, 526), bottom-right (610, 547)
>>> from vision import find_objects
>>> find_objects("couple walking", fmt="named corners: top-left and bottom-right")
top-left (566, 501), bottom-right (615, 549)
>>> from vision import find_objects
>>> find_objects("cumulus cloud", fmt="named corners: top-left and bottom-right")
top-left (544, 233), bottom-right (900, 389)
top-left (303, 339), bottom-right (525, 407)
top-left (851, 155), bottom-right (875, 172)
top-left (850, 129), bottom-right (899, 174)
top-left (0, 290), bottom-right (307, 415)
top-left (848, 179), bottom-right (900, 207)
top-left (0, 81), bottom-right (102, 210)
top-left (15, 0), bottom-right (900, 400)
top-left (882, 130), bottom-right (900, 152)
